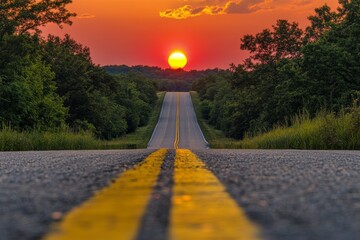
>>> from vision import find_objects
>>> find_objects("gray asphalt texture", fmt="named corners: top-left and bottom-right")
top-left (0, 150), bottom-right (153, 240)
top-left (147, 92), bottom-right (208, 149)
top-left (195, 149), bottom-right (360, 240)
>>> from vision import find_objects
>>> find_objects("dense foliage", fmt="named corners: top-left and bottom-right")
top-left (0, 1), bottom-right (157, 139)
top-left (0, 0), bottom-right (76, 39)
top-left (193, 0), bottom-right (360, 139)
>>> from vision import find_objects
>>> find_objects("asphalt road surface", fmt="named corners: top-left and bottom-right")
top-left (194, 149), bottom-right (360, 240)
top-left (147, 92), bottom-right (208, 149)
top-left (1, 92), bottom-right (360, 240)
top-left (0, 150), bottom-right (153, 240)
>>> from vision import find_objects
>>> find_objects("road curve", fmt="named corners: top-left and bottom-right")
top-left (147, 92), bottom-right (208, 149)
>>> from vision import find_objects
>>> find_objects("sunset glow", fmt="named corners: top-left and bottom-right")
top-left (41, 0), bottom-right (339, 69)
top-left (168, 51), bottom-right (188, 69)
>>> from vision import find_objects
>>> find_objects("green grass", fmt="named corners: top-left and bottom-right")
top-left (237, 109), bottom-right (360, 150)
top-left (0, 126), bottom-right (103, 151)
top-left (191, 91), bottom-right (360, 150)
top-left (0, 92), bottom-right (166, 151)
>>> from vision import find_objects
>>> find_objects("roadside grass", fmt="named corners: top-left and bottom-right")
top-left (191, 91), bottom-right (360, 150)
top-left (238, 109), bottom-right (360, 150)
top-left (0, 126), bottom-right (102, 151)
top-left (0, 92), bottom-right (166, 151)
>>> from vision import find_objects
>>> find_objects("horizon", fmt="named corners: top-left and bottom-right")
top-left (102, 64), bottom-right (228, 71)
top-left (42, 0), bottom-right (339, 71)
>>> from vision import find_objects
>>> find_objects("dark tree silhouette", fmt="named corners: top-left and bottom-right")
top-left (0, 0), bottom-right (76, 39)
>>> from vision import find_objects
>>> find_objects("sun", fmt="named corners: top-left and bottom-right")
top-left (168, 51), bottom-right (187, 69)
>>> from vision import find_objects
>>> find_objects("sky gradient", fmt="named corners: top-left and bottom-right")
top-left (43, 0), bottom-right (339, 70)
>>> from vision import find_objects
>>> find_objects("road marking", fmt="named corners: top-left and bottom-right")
top-left (44, 149), bottom-right (168, 240)
top-left (170, 149), bottom-right (260, 240)
top-left (174, 93), bottom-right (180, 149)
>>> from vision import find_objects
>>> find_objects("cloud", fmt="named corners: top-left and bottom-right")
top-left (159, 0), bottom-right (312, 19)
top-left (159, 4), bottom-right (227, 19)
top-left (159, 5), bottom-right (202, 19)
top-left (77, 13), bottom-right (96, 19)
top-left (224, 0), bottom-right (264, 14)
top-left (160, 0), bottom-right (264, 19)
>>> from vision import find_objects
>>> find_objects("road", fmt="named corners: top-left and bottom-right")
top-left (1, 92), bottom-right (360, 240)
top-left (147, 92), bottom-right (208, 149)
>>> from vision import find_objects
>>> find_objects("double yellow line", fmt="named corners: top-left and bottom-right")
top-left (45, 149), bottom-right (260, 240)
top-left (174, 93), bottom-right (180, 149)
top-left (44, 93), bottom-right (260, 240)
top-left (44, 149), bottom-right (168, 240)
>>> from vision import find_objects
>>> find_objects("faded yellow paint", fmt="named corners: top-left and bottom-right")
top-left (44, 149), bottom-right (167, 240)
top-left (174, 93), bottom-right (180, 149)
top-left (171, 149), bottom-right (260, 240)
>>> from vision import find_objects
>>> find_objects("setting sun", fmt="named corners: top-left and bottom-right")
top-left (168, 51), bottom-right (187, 69)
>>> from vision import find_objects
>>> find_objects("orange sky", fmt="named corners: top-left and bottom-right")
top-left (43, 0), bottom-right (339, 70)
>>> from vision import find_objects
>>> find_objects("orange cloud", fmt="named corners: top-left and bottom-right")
top-left (159, 5), bottom-right (226, 19)
top-left (159, 0), bottom-right (315, 19)
top-left (160, 0), bottom-right (264, 19)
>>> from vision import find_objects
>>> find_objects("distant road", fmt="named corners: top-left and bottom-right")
top-left (147, 92), bottom-right (208, 149)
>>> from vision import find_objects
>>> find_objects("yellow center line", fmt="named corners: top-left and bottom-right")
top-left (44, 149), bottom-right (168, 240)
top-left (171, 149), bottom-right (260, 240)
top-left (174, 93), bottom-right (180, 149)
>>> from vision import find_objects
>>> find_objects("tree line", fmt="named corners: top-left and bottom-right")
top-left (193, 0), bottom-right (360, 139)
top-left (104, 65), bottom-right (228, 92)
top-left (0, 0), bottom-right (157, 139)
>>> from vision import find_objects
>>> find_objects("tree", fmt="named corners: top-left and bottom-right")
top-left (86, 91), bottom-right (127, 139)
top-left (0, 35), bottom-right (67, 129)
top-left (43, 35), bottom-right (94, 124)
top-left (0, 0), bottom-right (76, 39)
top-left (305, 5), bottom-right (338, 42)
top-left (302, 0), bottom-right (360, 111)
top-left (240, 19), bottom-right (304, 66)
top-left (193, 0), bottom-right (360, 140)
top-left (42, 35), bottom-right (158, 138)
